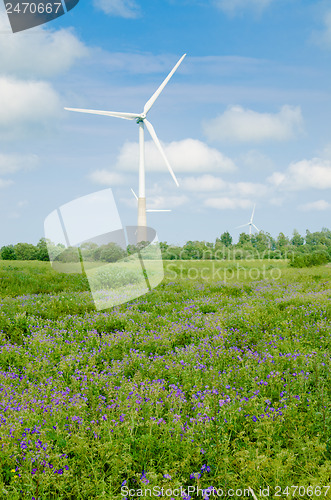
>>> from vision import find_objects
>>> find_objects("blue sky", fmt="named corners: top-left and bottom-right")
top-left (1, 0), bottom-right (331, 246)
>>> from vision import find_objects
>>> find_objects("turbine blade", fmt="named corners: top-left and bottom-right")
top-left (235, 223), bottom-right (249, 229)
top-left (131, 188), bottom-right (138, 200)
top-left (144, 119), bottom-right (179, 187)
top-left (143, 54), bottom-right (186, 115)
top-left (250, 203), bottom-right (256, 223)
top-left (253, 224), bottom-right (260, 231)
top-left (64, 108), bottom-right (139, 120)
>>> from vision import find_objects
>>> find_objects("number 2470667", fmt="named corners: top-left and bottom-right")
top-left (5, 2), bottom-right (62, 14)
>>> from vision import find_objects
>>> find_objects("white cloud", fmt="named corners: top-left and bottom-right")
top-left (93, 0), bottom-right (140, 18)
top-left (0, 154), bottom-right (39, 175)
top-left (268, 158), bottom-right (331, 191)
top-left (147, 195), bottom-right (188, 210)
top-left (89, 170), bottom-right (127, 186)
top-left (95, 52), bottom-right (264, 78)
top-left (299, 200), bottom-right (331, 211)
top-left (17, 200), bottom-right (28, 208)
top-left (240, 149), bottom-right (274, 171)
top-left (0, 179), bottom-right (13, 189)
top-left (213, 0), bottom-right (274, 15)
top-left (7, 200), bottom-right (29, 219)
top-left (232, 181), bottom-right (268, 197)
top-left (203, 105), bottom-right (303, 143)
top-left (312, 10), bottom-right (331, 50)
top-left (0, 78), bottom-right (62, 136)
top-left (269, 197), bottom-right (284, 207)
top-left (116, 139), bottom-right (236, 173)
top-left (120, 193), bottom-right (188, 210)
top-left (0, 14), bottom-right (88, 78)
top-left (319, 143), bottom-right (331, 160)
top-left (94, 52), bottom-right (182, 75)
top-left (8, 212), bottom-right (20, 219)
top-left (181, 175), bottom-right (227, 192)
top-left (205, 197), bottom-right (252, 210)
top-left (181, 175), bottom-right (267, 198)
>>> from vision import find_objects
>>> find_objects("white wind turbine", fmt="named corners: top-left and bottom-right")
top-left (64, 54), bottom-right (186, 241)
top-left (236, 204), bottom-right (260, 237)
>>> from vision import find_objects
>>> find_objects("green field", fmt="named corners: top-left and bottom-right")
top-left (0, 260), bottom-right (330, 499)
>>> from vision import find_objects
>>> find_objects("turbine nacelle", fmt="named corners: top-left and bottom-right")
top-left (136, 112), bottom-right (147, 123)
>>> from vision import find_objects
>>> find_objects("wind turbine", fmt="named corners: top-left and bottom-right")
top-left (130, 188), bottom-right (171, 213)
top-left (64, 54), bottom-right (186, 242)
top-left (236, 204), bottom-right (259, 237)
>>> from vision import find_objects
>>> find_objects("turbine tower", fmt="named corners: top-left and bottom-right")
top-left (64, 54), bottom-right (186, 242)
top-left (236, 204), bottom-right (259, 237)
top-left (131, 188), bottom-right (171, 213)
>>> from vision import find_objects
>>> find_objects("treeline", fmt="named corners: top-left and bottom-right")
top-left (160, 229), bottom-right (331, 264)
top-left (1, 229), bottom-right (331, 266)
top-left (0, 239), bottom-right (158, 263)
top-left (1, 240), bottom-right (49, 261)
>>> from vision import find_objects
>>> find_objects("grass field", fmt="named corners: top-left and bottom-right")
top-left (0, 259), bottom-right (330, 499)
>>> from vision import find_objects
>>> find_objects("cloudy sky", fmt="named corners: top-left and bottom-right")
top-left (1, 0), bottom-right (331, 245)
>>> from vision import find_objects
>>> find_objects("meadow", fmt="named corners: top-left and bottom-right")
top-left (0, 259), bottom-right (330, 499)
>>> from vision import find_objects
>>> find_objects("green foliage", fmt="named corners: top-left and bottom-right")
top-left (162, 245), bottom-right (183, 260)
top-left (2, 228), bottom-right (331, 266)
top-left (89, 266), bottom-right (144, 289)
top-left (237, 232), bottom-right (250, 246)
top-left (1, 245), bottom-right (16, 260)
top-left (14, 242), bottom-right (38, 260)
top-left (54, 247), bottom-right (80, 263)
top-left (289, 250), bottom-right (330, 268)
top-left (0, 260), bottom-right (331, 500)
top-left (99, 243), bottom-right (126, 263)
top-left (36, 238), bottom-right (50, 261)
top-left (0, 261), bottom-right (90, 298)
top-left (0, 312), bottom-right (30, 345)
top-left (219, 231), bottom-right (232, 247)
top-left (291, 229), bottom-right (304, 246)
top-left (0, 260), bottom-right (329, 497)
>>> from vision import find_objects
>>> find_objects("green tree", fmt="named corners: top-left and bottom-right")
top-left (237, 233), bottom-right (250, 246)
top-left (1, 245), bottom-right (16, 260)
top-left (80, 242), bottom-right (98, 261)
top-left (48, 243), bottom-right (65, 261)
top-left (253, 231), bottom-right (269, 254)
top-left (14, 243), bottom-right (38, 260)
top-left (276, 233), bottom-right (291, 257)
top-left (36, 238), bottom-right (50, 261)
top-left (99, 243), bottom-right (126, 263)
top-left (214, 240), bottom-right (226, 260)
top-left (266, 232), bottom-right (276, 251)
top-left (162, 246), bottom-right (183, 260)
top-left (291, 229), bottom-right (304, 247)
top-left (220, 231), bottom-right (232, 247)
top-left (305, 229), bottom-right (331, 248)
top-left (55, 247), bottom-right (80, 263)
top-left (183, 241), bottom-right (200, 259)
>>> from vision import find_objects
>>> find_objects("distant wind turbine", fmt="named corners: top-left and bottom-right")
top-left (236, 204), bottom-right (260, 237)
top-left (65, 54), bottom-right (186, 241)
